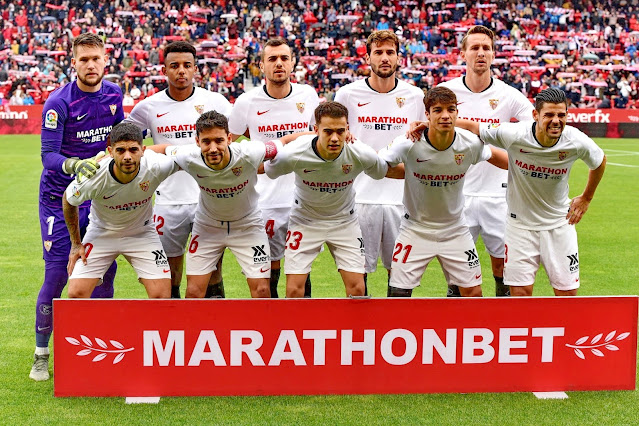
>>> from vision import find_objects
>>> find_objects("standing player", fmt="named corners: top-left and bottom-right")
top-left (438, 25), bottom-right (534, 297)
top-left (126, 41), bottom-right (232, 299)
top-left (265, 102), bottom-right (391, 298)
top-left (64, 123), bottom-right (179, 299)
top-left (150, 111), bottom-right (285, 298)
top-left (379, 87), bottom-right (507, 297)
top-left (31, 33), bottom-right (123, 382)
top-left (457, 88), bottom-right (606, 296)
top-left (334, 30), bottom-right (425, 291)
top-left (229, 38), bottom-right (320, 298)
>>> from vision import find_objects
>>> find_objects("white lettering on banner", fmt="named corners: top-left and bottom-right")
top-left (142, 327), bottom-right (566, 367)
top-left (0, 111), bottom-right (28, 119)
top-left (567, 110), bottom-right (610, 123)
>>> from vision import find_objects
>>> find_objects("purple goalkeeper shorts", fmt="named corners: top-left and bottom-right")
top-left (39, 194), bottom-right (90, 263)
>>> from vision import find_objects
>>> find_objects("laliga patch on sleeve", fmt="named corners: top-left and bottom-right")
top-left (72, 185), bottom-right (81, 198)
top-left (45, 109), bottom-right (58, 129)
top-left (487, 123), bottom-right (500, 129)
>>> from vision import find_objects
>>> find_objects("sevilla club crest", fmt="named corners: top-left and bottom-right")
top-left (454, 154), bottom-right (465, 165)
top-left (342, 164), bottom-right (352, 174)
top-left (195, 105), bottom-right (204, 115)
top-left (296, 103), bottom-right (305, 113)
top-left (110, 104), bottom-right (117, 115)
top-left (139, 180), bottom-right (150, 192)
top-left (44, 241), bottom-right (52, 252)
top-left (558, 151), bottom-right (568, 160)
top-left (232, 166), bottom-right (243, 176)
top-left (396, 97), bottom-right (406, 108)
top-left (489, 99), bottom-right (499, 110)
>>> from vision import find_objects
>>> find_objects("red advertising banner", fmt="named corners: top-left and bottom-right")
top-left (53, 297), bottom-right (637, 397)
top-left (1, 106), bottom-right (639, 135)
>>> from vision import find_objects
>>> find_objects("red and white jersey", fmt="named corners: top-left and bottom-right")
top-left (334, 78), bottom-right (425, 205)
top-left (264, 135), bottom-right (388, 222)
top-left (126, 87), bottom-right (232, 205)
top-left (229, 83), bottom-right (320, 209)
top-left (166, 141), bottom-right (275, 223)
top-left (439, 77), bottom-right (533, 197)
top-left (379, 129), bottom-right (491, 233)
top-left (65, 150), bottom-right (178, 233)
top-left (479, 122), bottom-right (605, 230)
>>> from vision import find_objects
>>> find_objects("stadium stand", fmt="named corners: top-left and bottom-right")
top-left (0, 0), bottom-right (637, 108)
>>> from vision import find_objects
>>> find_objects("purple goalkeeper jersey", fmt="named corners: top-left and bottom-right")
top-left (40, 80), bottom-right (124, 200)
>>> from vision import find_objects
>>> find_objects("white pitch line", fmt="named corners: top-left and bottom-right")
top-left (607, 162), bottom-right (639, 168)
top-left (533, 391), bottom-right (569, 399)
top-left (604, 149), bottom-right (639, 155)
top-left (125, 397), bottom-right (160, 404)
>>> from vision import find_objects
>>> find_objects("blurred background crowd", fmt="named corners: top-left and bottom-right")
top-left (1, 0), bottom-right (638, 109)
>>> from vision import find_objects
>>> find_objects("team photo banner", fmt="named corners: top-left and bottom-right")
top-left (53, 297), bottom-right (637, 397)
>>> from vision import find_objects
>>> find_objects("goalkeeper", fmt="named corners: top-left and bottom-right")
top-left (31, 32), bottom-right (124, 382)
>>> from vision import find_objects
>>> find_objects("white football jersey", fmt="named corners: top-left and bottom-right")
top-left (65, 150), bottom-right (178, 233)
top-left (125, 87), bottom-right (233, 205)
top-left (379, 129), bottom-right (491, 232)
top-left (479, 122), bottom-right (605, 230)
top-left (334, 78), bottom-right (426, 205)
top-left (265, 135), bottom-right (388, 222)
top-left (439, 77), bottom-right (534, 197)
top-left (229, 83), bottom-right (320, 209)
top-left (166, 141), bottom-right (271, 222)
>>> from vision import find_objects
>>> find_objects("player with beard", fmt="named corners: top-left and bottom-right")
top-left (456, 88), bottom-right (606, 296)
top-left (126, 41), bottom-right (232, 299)
top-left (229, 38), bottom-right (320, 298)
top-left (31, 33), bottom-right (124, 381)
top-left (334, 30), bottom-right (425, 294)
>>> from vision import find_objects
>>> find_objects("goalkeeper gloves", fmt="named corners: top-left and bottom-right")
top-left (63, 151), bottom-right (107, 182)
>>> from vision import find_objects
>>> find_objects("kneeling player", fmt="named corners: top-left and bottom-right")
top-left (63, 123), bottom-right (179, 298)
top-left (456, 88), bottom-right (606, 296)
top-left (150, 111), bottom-right (285, 298)
top-left (265, 102), bottom-right (393, 297)
top-left (379, 87), bottom-right (507, 297)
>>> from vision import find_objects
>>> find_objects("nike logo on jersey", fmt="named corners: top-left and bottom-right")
top-left (163, 269), bottom-right (170, 273)
top-left (303, 169), bottom-right (318, 173)
top-left (196, 174), bottom-right (208, 178)
top-left (103, 194), bottom-right (116, 199)
top-left (520, 149), bottom-right (533, 153)
top-left (257, 110), bottom-right (270, 115)
top-left (260, 266), bottom-right (269, 273)
top-left (475, 274), bottom-right (481, 279)
top-left (76, 113), bottom-right (88, 121)
top-left (157, 112), bottom-right (169, 117)
top-left (457, 102), bottom-right (465, 106)
top-left (357, 102), bottom-right (370, 107)
top-left (416, 158), bottom-right (430, 163)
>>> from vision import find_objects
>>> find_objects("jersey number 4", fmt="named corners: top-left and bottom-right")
top-left (265, 219), bottom-right (275, 239)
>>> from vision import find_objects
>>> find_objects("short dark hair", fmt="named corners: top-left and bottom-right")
top-left (460, 25), bottom-right (495, 51)
top-left (314, 101), bottom-right (348, 124)
top-left (260, 37), bottom-right (291, 61)
top-left (109, 122), bottom-right (143, 146)
top-left (535, 88), bottom-right (568, 111)
top-left (164, 41), bottom-right (196, 63)
top-left (366, 30), bottom-right (399, 55)
top-left (72, 33), bottom-right (104, 55)
top-left (196, 110), bottom-right (229, 135)
top-left (424, 87), bottom-right (457, 113)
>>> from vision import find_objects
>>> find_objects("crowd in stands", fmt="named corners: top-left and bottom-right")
top-left (1, 0), bottom-right (639, 109)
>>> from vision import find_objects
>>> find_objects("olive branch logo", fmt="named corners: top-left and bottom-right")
top-left (65, 335), bottom-right (134, 364)
top-left (565, 330), bottom-right (630, 359)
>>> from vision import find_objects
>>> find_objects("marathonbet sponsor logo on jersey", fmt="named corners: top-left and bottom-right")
top-left (53, 298), bottom-right (637, 396)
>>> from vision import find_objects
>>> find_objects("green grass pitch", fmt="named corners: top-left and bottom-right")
top-left (0, 135), bottom-right (637, 424)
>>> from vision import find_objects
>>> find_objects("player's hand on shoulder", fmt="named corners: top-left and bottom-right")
top-left (407, 121), bottom-right (428, 142)
top-left (345, 130), bottom-right (355, 144)
top-left (65, 151), bottom-right (107, 183)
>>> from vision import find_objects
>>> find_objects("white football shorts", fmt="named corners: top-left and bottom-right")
top-left (261, 206), bottom-right (290, 262)
top-left (357, 203), bottom-right (403, 273)
top-left (463, 195), bottom-right (507, 258)
top-left (284, 217), bottom-right (365, 275)
top-left (389, 223), bottom-right (483, 290)
top-left (504, 222), bottom-right (580, 291)
top-left (186, 214), bottom-right (270, 279)
top-left (70, 225), bottom-right (170, 280)
top-left (153, 203), bottom-right (196, 257)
